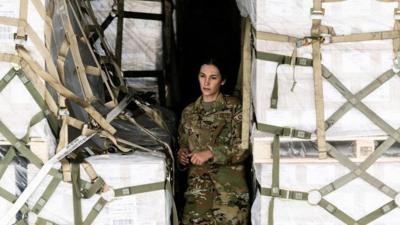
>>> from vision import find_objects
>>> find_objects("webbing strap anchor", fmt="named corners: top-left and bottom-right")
top-left (310, 8), bottom-right (325, 20)
top-left (395, 8), bottom-right (400, 20)
top-left (308, 189), bottom-right (322, 206)
top-left (13, 33), bottom-right (28, 46)
top-left (395, 193), bottom-right (400, 207)
top-left (282, 127), bottom-right (293, 137)
top-left (381, 204), bottom-right (392, 214)
top-left (58, 108), bottom-right (70, 117)
top-left (391, 51), bottom-right (400, 74)
top-left (271, 187), bottom-right (280, 197)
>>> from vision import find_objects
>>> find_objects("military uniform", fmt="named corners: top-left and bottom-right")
top-left (178, 93), bottom-right (249, 225)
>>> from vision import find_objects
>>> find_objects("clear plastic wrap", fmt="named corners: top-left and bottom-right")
top-left (91, 0), bottom-right (163, 71)
top-left (249, 0), bottom-right (400, 139)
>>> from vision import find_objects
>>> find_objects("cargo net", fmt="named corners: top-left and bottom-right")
top-left (0, 0), bottom-right (177, 224)
top-left (240, 0), bottom-right (400, 224)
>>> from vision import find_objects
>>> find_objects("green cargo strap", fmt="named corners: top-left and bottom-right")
top-left (330, 30), bottom-right (400, 43)
top-left (256, 51), bottom-right (313, 67)
top-left (14, 220), bottom-right (27, 225)
top-left (318, 199), bottom-right (356, 224)
top-left (271, 135), bottom-right (280, 193)
top-left (21, 111), bottom-right (45, 143)
top-left (31, 172), bottom-right (62, 214)
top-left (82, 197), bottom-right (107, 225)
top-left (165, 179), bottom-right (179, 225)
top-left (321, 66), bottom-right (400, 144)
top-left (324, 69), bottom-right (396, 131)
top-left (357, 201), bottom-right (397, 225)
top-left (35, 217), bottom-right (59, 225)
top-left (72, 162), bottom-right (83, 225)
top-left (0, 147), bottom-right (16, 178)
top-left (319, 172), bottom-right (356, 196)
top-left (15, 70), bottom-right (59, 135)
top-left (0, 68), bottom-right (17, 92)
top-left (114, 181), bottom-right (165, 197)
top-left (320, 135), bottom-right (398, 196)
top-left (0, 187), bottom-right (29, 214)
top-left (359, 133), bottom-right (398, 171)
top-left (268, 198), bottom-right (274, 225)
top-left (270, 64), bottom-right (280, 109)
top-left (268, 135), bottom-right (280, 225)
top-left (81, 177), bottom-right (105, 199)
top-left (260, 186), bottom-right (308, 201)
top-left (327, 145), bottom-right (397, 198)
top-left (256, 122), bottom-right (312, 139)
top-left (0, 120), bottom-right (44, 168)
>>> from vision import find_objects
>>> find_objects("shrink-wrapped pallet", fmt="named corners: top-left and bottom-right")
top-left (91, 0), bottom-right (163, 71)
top-left (0, 0), bottom-right (56, 160)
top-left (27, 153), bottom-right (172, 225)
top-left (252, 161), bottom-right (400, 225)
top-left (235, 0), bottom-right (400, 224)
top-left (236, 0), bottom-right (400, 138)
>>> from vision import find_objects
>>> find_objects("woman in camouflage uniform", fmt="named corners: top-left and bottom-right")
top-left (178, 59), bottom-right (249, 225)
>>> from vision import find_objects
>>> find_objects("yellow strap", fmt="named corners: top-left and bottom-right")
top-left (311, 3), bottom-right (328, 159)
top-left (241, 17), bottom-right (252, 150)
top-left (394, 4), bottom-right (400, 55)
top-left (313, 0), bottom-right (323, 11)
top-left (25, 24), bottom-right (60, 82)
top-left (66, 0), bottom-right (119, 102)
top-left (18, 47), bottom-right (116, 134)
top-left (30, 0), bottom-right (53, 30)
top-left (256, 31), bottom-right (297, 43)
top-left (0, 53), bottom-right (58, 121)
top-left (59, 0), bottom-right (94, 100)
top-left (66, 116), bottom-right (85, 130)
top-left (16, 0), bottom-right (28, 38)
top-left (56, 39), bottom-right (70, 84)
top-left (331, 30), bottom-right (400, 43)
top-left (81, 161), bottom-right (98, 181)
top-left (57, 118), bottom-right (71, 182)
top-left (85, 65), bottom-right (101, 76)
top-left (0, 16), bottom-right (19, 26)
top-left (21, 63), bottom-right (59, 116)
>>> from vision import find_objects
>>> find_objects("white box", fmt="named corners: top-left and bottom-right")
top-left (27, 152), bottom-right (172, 225)
top-left (252, 161), bottom-right (400, 225)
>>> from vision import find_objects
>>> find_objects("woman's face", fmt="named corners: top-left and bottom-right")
top-left (198, 64), bottom-right (225, 102)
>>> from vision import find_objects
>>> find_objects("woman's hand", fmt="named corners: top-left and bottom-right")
top-left (190, 150), bottom-right (213, 166)
top-left (178, 148), bottom-right (190, 165)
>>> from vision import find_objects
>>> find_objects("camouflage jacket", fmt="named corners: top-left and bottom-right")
top-left (178, 93), bottom-right (249, 195)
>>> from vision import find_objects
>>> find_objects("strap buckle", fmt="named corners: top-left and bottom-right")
top-left (58, 108), bottom-right (69, 117)
top-left (321, 35), bottom-right (332, 44)
top-left (395, 8), bottom-right (400, 20)
top-left (283, 189), bottom-right (290, 199)
top-left (271, 187), bottom-right (280, 197)
top-left (101, 187), bottom-right (115, 202)
top-left (13, 33), bottom-right (27, 46)
top-left (310, 8), bottom-right (325, 20)
top-left (282, 127), bottom-right (293, 137)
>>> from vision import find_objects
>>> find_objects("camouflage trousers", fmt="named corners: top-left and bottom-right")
top-left (182, 173), bottom-right (249, 225)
